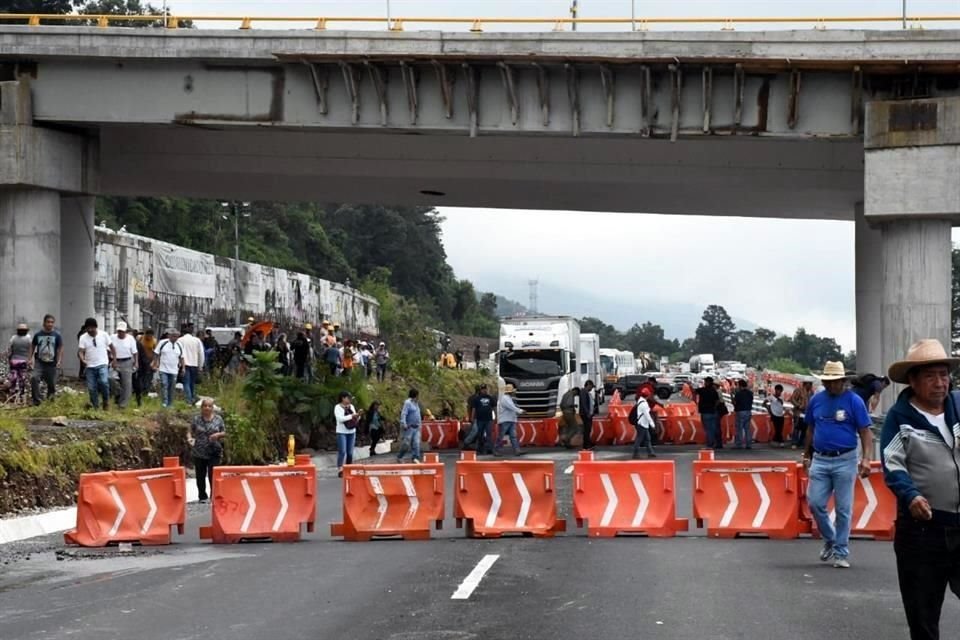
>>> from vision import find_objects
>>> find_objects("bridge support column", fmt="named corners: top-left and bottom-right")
top-left (865, 96), bottom-right (960, 409)
top-left (0, 189), bottom-right (62, 343)
top-left (854, 203), bottom-right (882, 379)
top-left (60, 196), bottom-right (96, 376)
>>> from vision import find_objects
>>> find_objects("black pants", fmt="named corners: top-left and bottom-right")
top-left (771, 415), bottom-right (785, 443)
top-left (295, 359), bottom-right (307, 379)
top-left (134, 369), bottom-right (153, 407)
top-left (894, 517), bottom-right (960, 640)
top-left (791, 414), bottom-right (808, 446)
top-left (31, 362), bottom-right (57, 405)
top-left (582, 416), bottom-right (594, 449)
top-left (194, 455), bottom-right (221, 501)
top-left (369, 428), bottom-right (382, 454)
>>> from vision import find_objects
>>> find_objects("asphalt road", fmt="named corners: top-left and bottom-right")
top-left (1, 446), bottom-right (958, 640)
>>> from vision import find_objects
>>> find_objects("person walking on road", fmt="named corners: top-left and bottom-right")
top-left (803, 360), bottom-right (873, 569)
top-left (397, 388), bottom-right (423, 464)
top-left (559, 385), bottom-right (580, 448)
top-left (179, 324), bottom-right (204, 405)
top-left (77, 318), bottom-right (114, 410)
top-left (880, 339), bottom-right (960, 640)
top-left (766, 384), bottom-right (787, 448)
top-left (495, 384), bottom-right (525, 456)
top-left (790, 380), bottom-right (814, 450)
top-left (154, 329), bottom-right (184, 408)
top-left (631, 387), bottom-right (657, 459)
top-left (334, 391), bottom-right (361, 477)
top-left (364, 401), bottom-right (384, 456)
top-left (189, 398), bottom-right (225, 503)
top-left (471, 384), bottom-right (496, 455)
top-left (579, 380), bottom-right (597, 450)
top-left (29, 314), bottom-right (62, 406)
top-left (732, 379), bottom-right (754, 449)
top-left (110, 322), bottom-right (138, 409)
top-left (462, 385), bottom-right (483, 451)
top-left (694, 377), bottom-right (723, 449)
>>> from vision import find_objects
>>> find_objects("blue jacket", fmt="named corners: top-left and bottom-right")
top-left (881, 388), bottom-right (960, 523)
top-left (399, 398), bottom-right (422, 428)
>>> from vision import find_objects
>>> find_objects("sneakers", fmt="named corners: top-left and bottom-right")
top-left (648, 453), bottom-right (657, 458)
top-left (819, 544), bottom-right (835, 562)
top-left (833, 557), bottom-right (851, 569)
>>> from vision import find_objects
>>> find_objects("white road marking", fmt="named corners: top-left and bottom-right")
top-left (631, 473), bottom-right (650, 527)
top-left (369, 477), bottom-right (388, 529)
top-left (719, 476), bottom-right (739, 528)
top-left (140, 481), bottom-right (157, 535)
top-left (857, 476), bottom-right (877, 530)
top-left (451, 554), bottom-right (500, 600)
top-left (108, 485), bottom-right (126, 537)
top-left (272, 478), bottom-right (288, 532)
top-left (240, 479), bottom-right (256, 533)
top-left (401, 475), bottom-right (419, 527)
top-left (483, 473), bottom-right (501, 529)
top-left (563, 465), bottom-right (574, 475)
top-left (513, 473), bottom-right (531, 528)
top-left (599, 473), bottom-right (618, 527)
top-left (751, 473), bottom-right (770, 528)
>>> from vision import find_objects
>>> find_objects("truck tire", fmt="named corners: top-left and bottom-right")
top-left (656, 386), bottom-right (672, 400)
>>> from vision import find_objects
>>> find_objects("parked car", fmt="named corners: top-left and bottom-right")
top-left (613, 374), bottom-right (673, 400)
top-left (672, 374), bottom-right (693, 393)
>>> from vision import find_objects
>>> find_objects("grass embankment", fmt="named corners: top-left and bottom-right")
top-left (0, 368), bottom-right (495, 516)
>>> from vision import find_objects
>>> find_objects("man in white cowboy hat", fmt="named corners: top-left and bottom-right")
top-left (803, 360), bottom-right (874, 568)
top-left (495, 383), bottom-right (525, 457)
top-left (880, 339), bottom-right (960, 640)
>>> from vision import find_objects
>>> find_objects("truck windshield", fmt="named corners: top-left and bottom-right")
top-left (600, 355), bottom-right (615, 375)
top-left (500, 350), bottom-right (564, 378)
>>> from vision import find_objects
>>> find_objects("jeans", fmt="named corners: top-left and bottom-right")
top-left (397, 426), bottom-right (421, 462)
top-left (463, 421), bottom-right (481, 448)
top-left (496, 422), bottom-right (519, 453)
top-left (792, 414), bottom-right (808, 447)
top-left (159, 371), bottom-right (177, 407)
top-left (894, 517), bottom-right (960, 640)
top-left (477, 420), bottom-right (495, 454)
top-left (193, 455), bottom-right (220, 501)
top-left (702, 413), bottom-right (720, 448)
top-left (336, 432), bottom-right (355, 468)
top-left (115, 359), bottom-right (134, 408)
top-left (183, 365), bottom-right (199, 404)
top-left (84, 365), bottom-right (109, 409)
top-left (31, 361), bottom-right (57, 405)
top-left (734, 410), bottom-right (752, 448)
top-left (633, 427), bottom-right (655, 456)
top-left (376, 364), bottom-right (387, 382)
top-left (807, 449), bottom-right (858, 559)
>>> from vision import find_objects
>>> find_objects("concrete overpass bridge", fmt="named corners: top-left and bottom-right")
top-left (1, 25), bottom-right (959, 387)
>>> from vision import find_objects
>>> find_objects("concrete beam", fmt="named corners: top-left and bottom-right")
top-left (854, 203), bottom-right (882, 378)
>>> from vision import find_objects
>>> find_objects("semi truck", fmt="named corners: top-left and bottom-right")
top-left (579, 333), bottom-right (604, 404)
top-left (689, 353), bottom-right (716, 375)
top-left (498, 316), bottom-right (581, 417)
top-left (599, 348), bottom-right (637, 394)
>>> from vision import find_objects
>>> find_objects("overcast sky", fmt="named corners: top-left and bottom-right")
top-left (169, 0), bottom-right (960, 350)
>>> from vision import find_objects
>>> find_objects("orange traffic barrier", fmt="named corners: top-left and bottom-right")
top-left (662, 415), bottom-right (705, 445)
top-left (693, 458), bottom-right (803, 539)
top-left (573, 450), bottom-right (688, 537)
top-left (665, 402), bottom-right (697, 417)
top-left (681, 383), bottom-right (694, 400)
top-left (531, 417), bottom-right (561, 446)
top-left (65, 457), bottom-right (186, 547)
top-left (799, 462), bottom-right (895, 540)
top-left (455, 451), bottom-right (565, 537)
top-left (421, 419), bottom-right (461, 449)
top-left (331, 452), bottom-right (444, 541)
top-left (609, 389), bottom-right (622, 405)
top-left (590, 416), bottom-right (617, 445)
top-left (612, 415), bottom-right (636, 445)
top-left (200, 455), bottom-right (316, 543)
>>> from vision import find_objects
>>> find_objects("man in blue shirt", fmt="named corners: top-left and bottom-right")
top-left (397, 388), bottom-right (422, 464)
top-left (803, 361), bottom-right (874, 568)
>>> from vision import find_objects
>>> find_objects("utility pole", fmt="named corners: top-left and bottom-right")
top-left (631, 0), bottom-right (636, 31)
top-left (570, 0), bottom-right (578, 31)
top-left (528, 279), bottom-right (539, 314)
top-left (902, 0), bottom-right (907, 29)
top-left (386, 0), bottom-right (391, 29)
top-left (221, 201), bottom-right (250, 326)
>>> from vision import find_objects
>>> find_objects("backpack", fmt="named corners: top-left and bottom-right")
top-left (628, 402), bottom-right (641, 427)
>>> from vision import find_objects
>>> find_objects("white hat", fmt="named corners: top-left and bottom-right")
top-left (888, 339), bottom-right (960, 384)
top-left (815, 361), bottom-right (852, 382)
top-left (116, 321), bottom-right (128, 332)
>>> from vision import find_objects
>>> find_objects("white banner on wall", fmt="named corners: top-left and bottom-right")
top-left (153, 245), bottom-right (216, 299)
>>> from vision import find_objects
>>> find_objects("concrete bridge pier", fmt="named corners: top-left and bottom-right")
top-left (864, 96), bottom-right (959, 408)
top-left (1, 80), bottom-right (97, 370)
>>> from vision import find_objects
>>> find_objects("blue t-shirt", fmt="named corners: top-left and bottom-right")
top-left (808, 389), bottom-right (871, 452)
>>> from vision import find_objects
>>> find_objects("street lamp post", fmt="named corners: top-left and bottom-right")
top-left (570, 0), bottom-right (578, 31)
top-left (902, 0), bottom-right (907, 29)
top-left (221, 201), bottom-right (251, 327)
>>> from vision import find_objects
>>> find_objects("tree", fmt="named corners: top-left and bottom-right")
top-left (693, 305), bottom-right (737, 360)
top-left (0, 0), bottom-right (75, 12)
top-left (735, 327), bottom-right (776, 367)
top-left (579, 317), bottom-right (626, 350)
top-left (766, 357), bottom-right (808, 375)
top-left (625, 321), bottom-right (680, 357)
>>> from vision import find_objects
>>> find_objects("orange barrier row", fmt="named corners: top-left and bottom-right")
top-left (662, 415), bottom-right (706, 445)
top-left (65, 457), bottom-right (186, 547)
top-left (573, 451), bottom-right (688, 537)
top-left (799, 461), bottom-right (895, 540)
top-left (590, 416), bottom-right (617, 445)
top-left (454, 451), bottom-right (565, 537)
top-left (331, 453), bottom-right (445, 541)
top-left (693, 452), bottom-right (804, 539)
top-left (517, 418), bottom-right (560, 446)
top-left (200, 455), bottom-right (316, 543)
top-left (421, 419), bottom-right (461, 449)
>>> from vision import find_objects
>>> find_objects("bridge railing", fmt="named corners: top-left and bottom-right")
top-left (2, 14), bottom-right (960, 32)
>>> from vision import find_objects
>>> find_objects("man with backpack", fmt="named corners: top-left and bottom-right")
top-left (630, 387), bottom-right (657, 458)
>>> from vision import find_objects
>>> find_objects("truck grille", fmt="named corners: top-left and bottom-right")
top-left (513, 388), bottom-right (559, 417)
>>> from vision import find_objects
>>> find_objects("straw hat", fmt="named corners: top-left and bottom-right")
top-left (888, 339), bottom-right (960, 384)
top-left (503, 384), bottom-right (517, 394)
top-left (815, 361), bottom-right (852, 382)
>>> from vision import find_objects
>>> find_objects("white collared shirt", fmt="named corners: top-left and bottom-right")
top-left (111, 334), bottom-right (138, 360)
